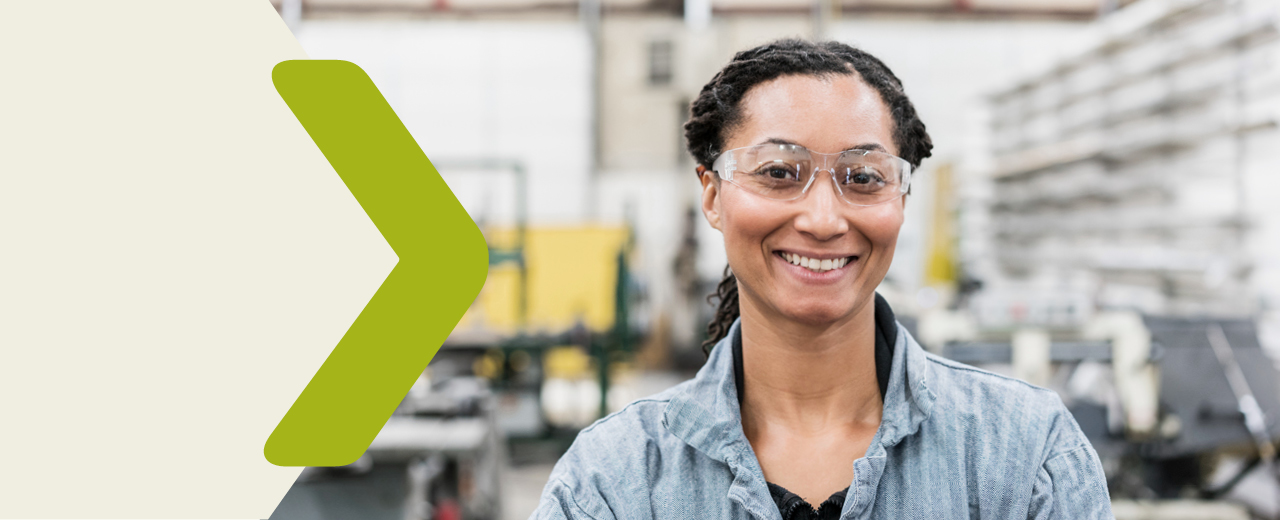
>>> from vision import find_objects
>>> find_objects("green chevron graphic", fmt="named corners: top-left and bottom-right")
top-left (265, 60), bottom-right (488, 466)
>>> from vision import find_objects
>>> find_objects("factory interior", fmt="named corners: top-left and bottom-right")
top-left (264, 0), bottom-right (1280, 517)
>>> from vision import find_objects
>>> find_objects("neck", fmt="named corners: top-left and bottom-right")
top-left (737, 292), bottom-right (882, 433)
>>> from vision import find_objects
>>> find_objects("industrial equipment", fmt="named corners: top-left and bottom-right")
top-left (269, 376), bottom-right (504, 520)
top-left (922, 312), bottom-right (1280, 515)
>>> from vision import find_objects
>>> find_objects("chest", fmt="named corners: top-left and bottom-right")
top-left (641, 439), bottom-right (1039, 520)
top-left (751, 427), bottom-right (876, 506)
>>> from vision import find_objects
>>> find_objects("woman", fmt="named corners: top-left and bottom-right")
top-left (532, 39), bottom-right (1111, 519)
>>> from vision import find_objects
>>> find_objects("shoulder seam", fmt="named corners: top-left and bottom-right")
top-left (579, 396), bottom-right (672, 434)
top-left (925, 354), bottom-right (1058, 394)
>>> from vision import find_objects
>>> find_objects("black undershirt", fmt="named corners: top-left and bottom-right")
top-left (731, 293), bottom-right (897, 520)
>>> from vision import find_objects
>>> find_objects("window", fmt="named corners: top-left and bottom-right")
top-left (648, 40), bottom-right (673, 87)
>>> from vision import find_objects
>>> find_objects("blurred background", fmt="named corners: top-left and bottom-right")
top-left (262, 0), bottom-right (1280, 517)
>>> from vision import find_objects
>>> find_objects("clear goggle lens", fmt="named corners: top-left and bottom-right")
top-left (711, 143), bottom-right (912, 206)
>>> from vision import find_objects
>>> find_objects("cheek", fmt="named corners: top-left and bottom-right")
top-left (856, 201), bottom-right (905, 253)
top-left (719, 190), bottom-right (784, 253)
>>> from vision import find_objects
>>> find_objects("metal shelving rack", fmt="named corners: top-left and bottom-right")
top-left (974, 0), bottom-right (1280, 325)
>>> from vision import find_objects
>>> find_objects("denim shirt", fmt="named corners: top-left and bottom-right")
top-left (532, 319), bottom-right (1113, 519)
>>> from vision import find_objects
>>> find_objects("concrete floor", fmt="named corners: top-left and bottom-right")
top-left (501, 463), bottom-right (555, 520)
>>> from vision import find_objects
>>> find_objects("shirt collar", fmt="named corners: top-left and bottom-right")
top-left (662, 312), bottom-right (937, 466)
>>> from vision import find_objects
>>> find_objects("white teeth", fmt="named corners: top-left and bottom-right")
top-left (781, 252), bottom-right (854, 272)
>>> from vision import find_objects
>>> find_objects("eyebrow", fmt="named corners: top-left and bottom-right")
top-left (759, 137), bottom-right (887, 153)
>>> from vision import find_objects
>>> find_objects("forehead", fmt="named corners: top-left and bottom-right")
top-left (727, 74), bottom-right (896, 156)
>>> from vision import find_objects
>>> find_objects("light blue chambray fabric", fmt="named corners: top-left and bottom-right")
top-left (531, 319), bottom-right (1114, 519)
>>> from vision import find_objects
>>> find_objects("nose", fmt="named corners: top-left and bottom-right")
top-left (794, 169), bottom-right (849, 241)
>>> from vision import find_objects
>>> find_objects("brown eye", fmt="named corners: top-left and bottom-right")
top-left (766, 167), bottom-right (793, 179)
top-left (839, 167), bottom-right (888, 192)
top-left (751, 163), bottom-right (800, 181)
top-left (844, 167), bottom-right (884, 184)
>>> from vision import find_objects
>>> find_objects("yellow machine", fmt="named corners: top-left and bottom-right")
top-left (456, 225), bottom-right (631, 334)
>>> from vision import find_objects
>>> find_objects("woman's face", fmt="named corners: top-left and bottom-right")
top-left (700, 73), bottom-right (904, 327)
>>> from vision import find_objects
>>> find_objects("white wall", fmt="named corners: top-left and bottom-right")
top-left (294, 21), bottom-right (593, 225)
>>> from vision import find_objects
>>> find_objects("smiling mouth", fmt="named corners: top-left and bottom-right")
top-left (775, 251), bottom-right (857, 273)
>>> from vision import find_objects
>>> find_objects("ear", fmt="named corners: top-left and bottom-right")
top-left (698, 165), bottom-right (723, 231)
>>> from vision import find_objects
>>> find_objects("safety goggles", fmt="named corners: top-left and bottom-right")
top-left (710, 143), bottom-right (913, 207)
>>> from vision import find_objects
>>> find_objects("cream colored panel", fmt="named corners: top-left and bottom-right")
top-left (0, 0), bottom-right (398, 516)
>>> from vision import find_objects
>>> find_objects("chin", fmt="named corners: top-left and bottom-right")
top-left (775, 299), bottom-right (857, 327)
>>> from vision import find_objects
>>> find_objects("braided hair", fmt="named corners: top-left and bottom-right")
top-left (686, 38), bottom-right (933, 356)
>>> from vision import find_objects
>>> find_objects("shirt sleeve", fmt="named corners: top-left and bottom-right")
top-left (528, 479), bottom-right (592, 520)
top-left (528, 476), bottom-right (617, 520)
top-left (1026, 444), bottom-right (1114, 519)
top-left (527, 407), bottom-right (648, 520)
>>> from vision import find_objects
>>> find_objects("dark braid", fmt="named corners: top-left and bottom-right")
top-left (702, 265), bottom-right (740, 354)
top-left (688, 39), bottom-right (933, 356)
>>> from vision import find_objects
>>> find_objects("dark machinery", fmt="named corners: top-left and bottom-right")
top-left (937, 315), bottom-right (1280, 516)
top-left (269, 376), bottom-right (504, 520)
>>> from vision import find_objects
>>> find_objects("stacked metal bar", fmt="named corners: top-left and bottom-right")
top-left (971, 0), bottom-right (1280, 336)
